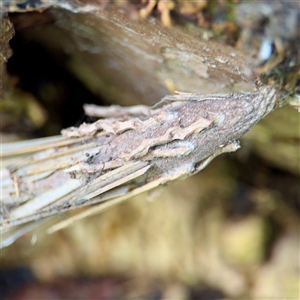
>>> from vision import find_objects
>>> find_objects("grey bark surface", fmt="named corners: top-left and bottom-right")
top-left (0, 2), bottom-right (299, 299)
top-left (1, 86), bottom-right (278, 246)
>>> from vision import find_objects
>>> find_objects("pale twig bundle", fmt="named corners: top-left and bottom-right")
top-left (0, 86), bottom-right (278, 247)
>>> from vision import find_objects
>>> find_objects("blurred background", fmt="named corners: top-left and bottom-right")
top-left (1, 1), bottom-right (299, 299)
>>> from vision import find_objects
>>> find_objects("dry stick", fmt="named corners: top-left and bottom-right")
top-left (47, 142), bottom-right (239, 234)
top-left (0, 86), bottom-right (279, 246)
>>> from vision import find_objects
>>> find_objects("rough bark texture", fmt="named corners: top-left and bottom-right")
top-left (1, 87), bottom-right (278, 238)
top-left (0, 1), bottom-right (299, 300)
